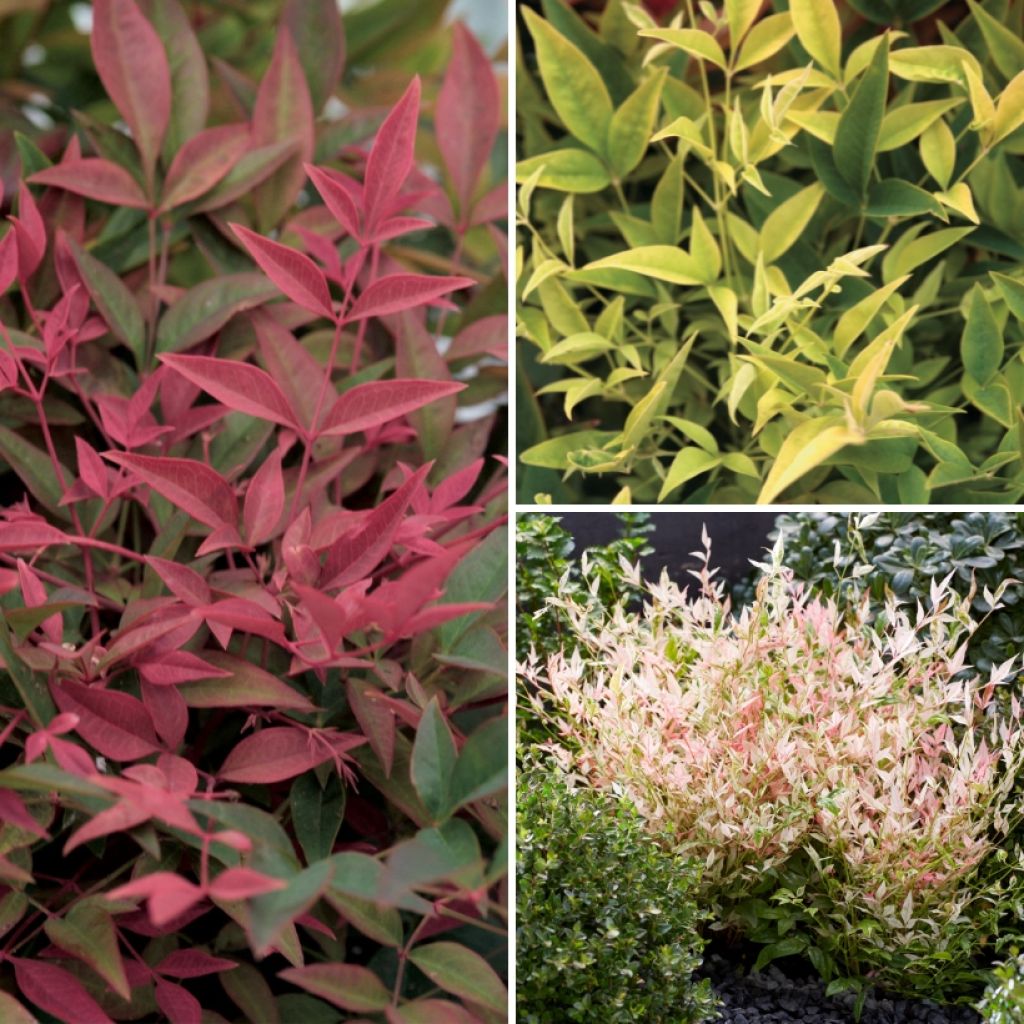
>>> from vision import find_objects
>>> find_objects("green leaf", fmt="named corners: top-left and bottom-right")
top-left (877, 98), bottom-right (963, 151)
top-left (882, 226), bottom-right (974, 281)
top-left (733, 12), bottom-right (795, 72)
top-left (689, 205), bottom-right (721, 281)
top-left (919, 117), bottom-right (956, 189)
top-left (834, 274), bottom-right (910, 357)
top-left (761, 182), bottom-right (824, 263)
top-left (620, 381), bottom-right (666, 449)
top-left (848, 306), bottom-right (917, 418)
top-left (156, 274), bottom-right (279, 353)
top-left (407, 942), bottom-right (507, 1013)
top-left (889, 45), bottom-right (982, 86)
top-left (249, 860), bottom-right (334, 955)
top-left (539, 332), bottom-right (613, 365)
top-left (961, 283), bottom-right (1003, 385)
top-left (726, 0), bottom-right (763, 50)
top-left (279, 963), bottom-right (391, 1014)
top-left (436, 526), bottom-right (507, 650)
top-left (0, 616), bottom-right (56, 728)
top-left (514, 149), bottom-right (612, 193)
top-left (639, 28), bottom-right (727, 70)
top-left (865, 178), bottom-right (945, 218)
top-left (290, 773), bottom-right (345, 866)
top-left (967, 0), bottom-right (1024, 81)
top-left (607, 68), bottom-right (666, 179)
top-left (963, 373), bottom-right (1014, 427)
top-left (178, 652), bottom-right (316, 711)
top-left (448, 717), bottom-right (507, 812)
top-left (993, 70), bottom-right (1024, 144)
top-left (410, 698), bottom-right (457, 822)
top-left (523, 8), bottom-right (614, 155)
top-left (659, 447), bottom-right (721, 500)
top-left (833, 35), bottom-right (888, 197)
top-left (584, 245), bottom-right (703, 285)
top-left (991, 271), bottom-right (1024, 322)
top-left (789, 0), bottom-right (842, 78)
top-left (758, 416), bottom-right (864, 503)
top-left (520, 430), bottom-right (619, 468)
top-left (44, 900), bottom-right (130, 1000)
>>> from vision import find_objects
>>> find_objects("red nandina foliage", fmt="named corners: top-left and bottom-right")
top-left (0, 1), bottom-right (508, 1021)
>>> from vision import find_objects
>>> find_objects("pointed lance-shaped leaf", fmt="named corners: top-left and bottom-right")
top-left (319, 380), bottom-right (465, 437)
top-left (154, 980), bottom-right (202, 1024)
top-left (305, 164), bottom-right (363, 240)
top-left (103, 452), bottom-right (238, 530)
top-left (219, 727), bottom-right (362, 784)
top-left (159, 353), bottom-right (301, 429)
top-left (834, 34), bottom-right (889, 196)
top-left (52, 678), bottom-right (161, 761)
top-left (28, 159), bottom-right (149, 209)
top-left (363, 76), bottom-right (421, 229)
top-left (159, 124), bottom-right (249, 212)
top-left (91, 0), bottom-right (171, 187)
top-left (344, 274), bottom-right (473, 323)
top-left (11, 958), bottom-right (115, 1024)
top-left (243, 447), bottom-right (285, 546)
top-left (230, 223), bottom-right (334, 319)
top-left (278, 963), bottom-right (391, 1014)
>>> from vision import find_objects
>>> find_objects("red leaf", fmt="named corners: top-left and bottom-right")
top-left (0, 521), bottom-right (70, 553)
top-left (13, 182), bottom-right (46, 279)
top-left (92, 0), bottom-right (170, 183)
top-left (319, 380), bottom-right (465, 437)
top-left (11, 958), bottom-right (114, 1024)
top-left (278, 963), bottom-right (390, 1014)
top-left (159, 353), bottom-right (300, 429)
top-left (159, 124), bottom-right (249, 212)
top-left (0, 230), bottom-right (18, 294)
top-left (155, 980), bottom-right (201, 1024)
top-left (142, 680), bottom-right (188, 749)
top-left (305, 163), bottom-right (362, 239)
top-left (322, 465), bottom-right (430, 589)
top-left (157, 950), bottom-right (238, 979)
top-left (345, 274), bottom-right (472, 323)
top-left (437, 23), bottom-right (500, 220)
top-left (178, 651), bottom-right (316, 712)
top-left (230, 223), bottom-right (333, 319)
top-left (0, 790), bottom-right (48, 838)
top-left (138, 650), bottom-right (231, 687)
top-left (104, 452), bottom-right (238, 530)
top-left (219, 726), bottom-right (337, 783)
top-left (107, 872), bottom-right (204, 927)
top-left (75, 438), bottom-right (109, 499)
top-left (364, 76), bottom-right (421, 229)
top-left (243, 446), bottom-right (285, 546)
top-left (28, 159), bottom-right (149, 208)
top-left (207, 866), bottom-right (287, 901)
top-left (52, 679), bottom-right (161, 761)
top-left (64, 800), bottom-right (150, 855)
top-left (145, 556), bottom-right (211, 606)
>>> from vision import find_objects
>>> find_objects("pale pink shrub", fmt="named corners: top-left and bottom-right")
top-left (520, 534), bottom-right (1024, 998)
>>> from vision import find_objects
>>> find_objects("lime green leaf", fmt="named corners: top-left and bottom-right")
top-left (967, 0), bottom-right (1024, 81)
top-left (523, 8), bottom-right (614, 155)
top-left (934, 182), bottom-right (979, 223)
top-left (993, 70), bottom-right (1024, 144)
top-left (515, 149), bottom-right (611, 193)
top-left (735, 12), bottom-right (796, 72)
top-left (919, 117), bottom-right (956, 189)
top-left (834, 35), bottom-right (888, 196)
top-left (961, 283), bottom-right (1003, 385)
top-left (889, 45), bottom-right (982, 86)
top-left (991, 271), bottom-right (1024, 322)
top-left (659, 447), bottom-right (720, 500)
top-left (726, 0), bottom-right (762, 49)
top-left (607, 68), bottom-right (666, 178)
top-left (407, 942), bottom-right (507, 1013)
top-left (539, 332), bottom-right (613, 365)
top-left (758, 416), bottom-right (864, 503)
top-left (761, 181), bottom-right (824, 263)
top-left (557, 196), bottom-right (575, 263)
top-left (584, 245), bottom-right (703, 285)
top-left (520, 430), bottom-right (619, 468)
top-left (689, 205), bottom-right (721, 281)
top-left (662, 416), bottom-right (719, 454)
top-left (789, 0), bottom-right (842, 78)
top-left (877, 98), bottom-right (963, 151)
top-left (848, 306), bottom-right (917, 418)
top-left (963, 373), bottom-right (1014, 427)
top-left (639, 28), bottom-right (727, 70)
top-left (834, 274), bottom-right (910, 357)
top-left (881, 226), bottom-right (974, 281)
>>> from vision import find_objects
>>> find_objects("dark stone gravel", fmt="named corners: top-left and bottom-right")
top-left (702, 954), bottom-right (982, 1024)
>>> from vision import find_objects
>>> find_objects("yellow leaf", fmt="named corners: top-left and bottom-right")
top-left (758, 417), bottom-right (864, 503)
top-left (761, 182), bottom-right (824, 264)
top-left (639, 27), bottom-right (727, 70)
top-left (789, 0), bottom-right (842, 78)
top-left (993, 69), bottom-right (1024, 144)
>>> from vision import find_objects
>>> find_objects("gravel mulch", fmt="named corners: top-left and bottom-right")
top-left (703, 953), bottom-right (982, 1024)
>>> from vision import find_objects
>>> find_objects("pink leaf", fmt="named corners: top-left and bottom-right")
top-left (364, 76), bottom-right (421, 229)
top-left (345, 274), bottom-right (472, 323)
top-left (13, 182), bottom-right (46, 279)
top-left (159, 124), bottom-right (250, 212)
top-left (91, 0), bottom-right (170, 184)
top-left (0, 521), bottom-right (69, 553)
top-left (243, 447), bottom-right (285, 546)
top-left (159, 353), bottom-right (300, 429)
top-left (138, 651), bottom-right (231, 686)
top-left (64, 800), bottom-right (150, 855)
top-left (207, 866), bottom-right (287, 901)
top-left (0, 790), bottom-right (48, 838)
top-left (107, 872), bottom-right (204, 927)
top-left (305, 164), bottom-right (362, 239)
top-left (52, 679), bottom-right (161, 761)
top-left (230, 223), bottom-right (333, 318)
top-left (142, 680), bottom-right (188, 749)
top-left (11, 958), bottom-right (115, 1024)
top-left (75, 438), bottom-right (109, 499)
top-left (219, 726), bottom-right (336, 783)
top-left (145, 556), bottom-right (211, 607)
top-left (437, 24), bottom-right (500, 220)
top-left (156, 950), bottom-right (238, 979)
top-left (104, 452), bottom-right (238, 530)
top-left (319, 380), bottom-right (465, 437)
top-left (322, 465), bottom-right (431, 589)
top-left (0, 230), bottom-right (18, 294)
top-left (155, 980), bottom-right (201, 1024)
top-left (28, 159), bottom-right (149, 208)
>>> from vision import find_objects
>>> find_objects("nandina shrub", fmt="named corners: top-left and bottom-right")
top-left (516, 0), bottom-right (1024, 504)
top-left (520, 535), bottom-right (1024, 1006)
top-left (0, 1), bottom-right (509, 1021)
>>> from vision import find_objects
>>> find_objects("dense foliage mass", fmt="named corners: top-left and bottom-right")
top-left (516, 760), bottom-right (716, 1024)
top-left (980, 953), bottom-right (1024, 1023)
top-left (737, 510), bottom-right (1024, 676)
top-left (516, 0), bottom-right (1024, 504)
top-left (0, 1), bottom-right (509, 1021)
top-left (519, 523), bottom-right (1024, 1012)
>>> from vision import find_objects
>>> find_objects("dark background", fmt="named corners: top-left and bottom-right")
top-left (555, 512), bottom-right (776, 584)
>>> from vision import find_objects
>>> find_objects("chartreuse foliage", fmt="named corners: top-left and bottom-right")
top-left (0, 1), bottom-right (508, 1021)
top-left (516, 0), bottom-right (1024, 504)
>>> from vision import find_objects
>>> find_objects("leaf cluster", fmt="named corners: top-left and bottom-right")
top-left (517, 0), bottom-right (1024, 504)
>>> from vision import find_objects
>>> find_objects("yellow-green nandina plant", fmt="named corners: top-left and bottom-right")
top-left (516, 0), bottom-right (1024, 504)
top-left (519, 533), bottom-right (1024, 1004)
